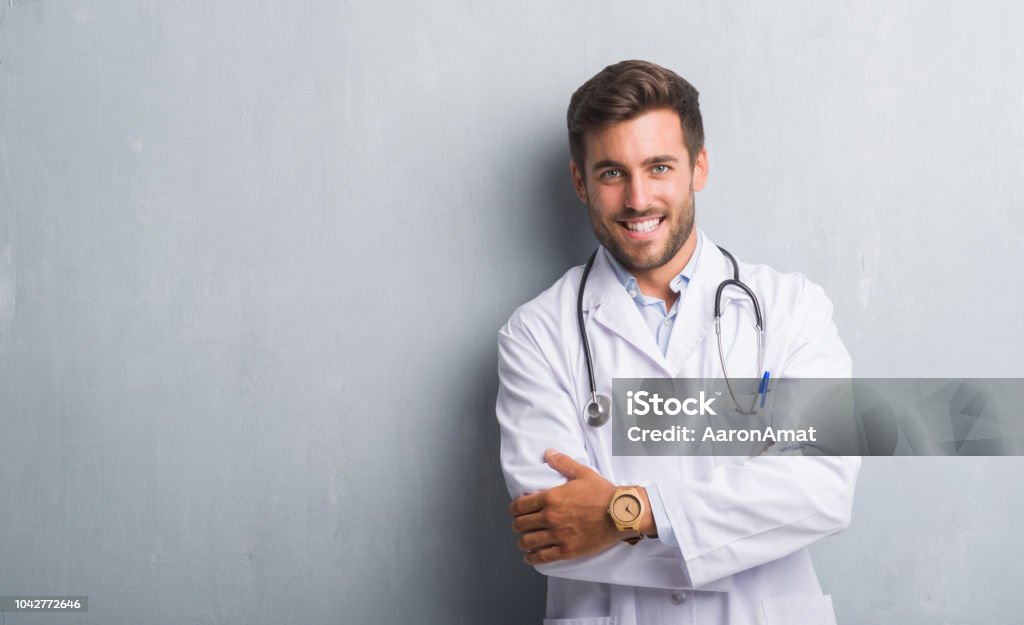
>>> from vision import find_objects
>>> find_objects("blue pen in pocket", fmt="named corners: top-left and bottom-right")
top-left (758, 371), bottom-right (771, 408)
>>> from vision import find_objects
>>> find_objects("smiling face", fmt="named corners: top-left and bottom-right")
top-left (571, 108), bottom-right (708, 277)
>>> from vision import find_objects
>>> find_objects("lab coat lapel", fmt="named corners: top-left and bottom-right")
top-left (665, 232), bottom-right (738, 374)
top-left (581, 248), bottom-right (672, 375)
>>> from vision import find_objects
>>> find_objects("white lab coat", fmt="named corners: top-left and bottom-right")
top-left (496, 230), bottom-right (859, 625)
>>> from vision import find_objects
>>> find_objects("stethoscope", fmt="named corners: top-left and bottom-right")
top-left (578, 246), bottom-right (766, 428)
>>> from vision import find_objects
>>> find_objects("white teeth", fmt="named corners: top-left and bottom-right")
top-left (625, 218), bottom-right (661, 233)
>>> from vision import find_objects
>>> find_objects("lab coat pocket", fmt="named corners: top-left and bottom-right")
top-left (542, 618), bottom-right (614, 625)
top-left (761, 594), bottom-right (837, 625)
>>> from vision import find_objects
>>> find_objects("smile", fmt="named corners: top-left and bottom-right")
top-left (618, 217), bottom-right (666, 238)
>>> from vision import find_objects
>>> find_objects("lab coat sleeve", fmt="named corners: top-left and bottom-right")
top-left (497, 312), bottom-right (702, 590)
top-left (497, 309), bottom-right (591, 496)
top-left (653, 455), bottom-right (859, 588)
top-left (653, 278), bottom-right (861, 588)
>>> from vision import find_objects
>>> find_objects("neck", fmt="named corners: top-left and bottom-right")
top-left (632, 229), bottom-right (698, 307)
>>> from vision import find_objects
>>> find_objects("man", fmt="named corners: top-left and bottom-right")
top-left (496, 60), bottom-right (859, 624)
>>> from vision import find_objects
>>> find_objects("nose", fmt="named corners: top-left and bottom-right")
top-left (625, 176), bottom-right (652, 211)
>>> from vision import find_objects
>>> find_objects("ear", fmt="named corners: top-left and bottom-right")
top-left (569, 159), bottom-right (588, 204)
top-left (691, 147), bottom-right (709, 192)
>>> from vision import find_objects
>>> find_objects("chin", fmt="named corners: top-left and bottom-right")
top-left (619, 249), bottom-right (668, 271)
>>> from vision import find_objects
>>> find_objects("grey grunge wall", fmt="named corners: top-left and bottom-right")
top-left (2, 1), bottom-right (1023, 623)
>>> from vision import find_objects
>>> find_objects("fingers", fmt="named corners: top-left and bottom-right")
top-left (511, 511), bottom-right (546, 534)
top-left (508, 452), bottom-right (610, 567)
top-left (544, 448), bottom-right (590, 480)
top-left (517, 529), bottom-right (557, 553)
top-left (524, 544), bottom-right (564, 566)
top-left (507, 492), bottom-right (545, 517)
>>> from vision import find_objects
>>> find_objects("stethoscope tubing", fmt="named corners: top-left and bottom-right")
top-left (577, 245), bottom-right (765, 425)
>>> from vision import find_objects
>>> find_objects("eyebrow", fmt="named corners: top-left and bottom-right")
top-left (591, 155), bottom-right (680, 172)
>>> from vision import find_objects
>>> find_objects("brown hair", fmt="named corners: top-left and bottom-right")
top-left (567, 60), bottom-right (704, 171)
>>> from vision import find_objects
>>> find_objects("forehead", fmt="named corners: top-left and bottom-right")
top-left (583, 108), bottom-right (690, 167)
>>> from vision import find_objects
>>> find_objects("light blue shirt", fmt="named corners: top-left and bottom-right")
top-left (604, 232), bottom-right (704, 547)
top-left (604, 233), bottom-right (703, 358)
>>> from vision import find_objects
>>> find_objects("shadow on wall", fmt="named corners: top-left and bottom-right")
top-left (458, 345), bottom-right (548, 623)
top-left (448, 143), bottom-right (595, 622)
top-left (528, 142), bottom-right (598, 276)
top-left (532, 144), bottom-right (598, 274)
top-left (493, 129), bottom-right (598, 292)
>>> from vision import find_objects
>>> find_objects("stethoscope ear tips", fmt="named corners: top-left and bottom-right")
top-left (585, 394), bottom-right (612, 428)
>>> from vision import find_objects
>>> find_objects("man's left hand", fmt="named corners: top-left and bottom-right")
top-left (507, 449), bottom-right (621, 565)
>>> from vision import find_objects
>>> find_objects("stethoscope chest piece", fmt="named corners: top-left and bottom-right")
top-left (585, 393), bottom-right (612, 428)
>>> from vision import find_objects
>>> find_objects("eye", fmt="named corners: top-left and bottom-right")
top-left (652, 164), bottom-right (671, 174)
top-left (600, 169), bottom-right (623, 179)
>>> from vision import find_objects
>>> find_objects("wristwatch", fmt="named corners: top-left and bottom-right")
top-left (608, 487), bottom-right (645, 545)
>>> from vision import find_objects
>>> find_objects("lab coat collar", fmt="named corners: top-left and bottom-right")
top-left (664, 230), bottom-right (738, 373)
top-left (580, 229), bottom-right (740, 375)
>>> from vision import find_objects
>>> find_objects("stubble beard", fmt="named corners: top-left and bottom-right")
top-left (589, 186), bottom-right (696, 272)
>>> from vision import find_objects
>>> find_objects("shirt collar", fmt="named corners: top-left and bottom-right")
top-left (604, 230), bottom-right (704, 296)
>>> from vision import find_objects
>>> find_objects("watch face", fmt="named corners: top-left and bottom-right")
top-left (612, 494), bottom-right (642, 523)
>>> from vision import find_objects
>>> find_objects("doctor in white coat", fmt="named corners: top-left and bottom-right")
top-left (496, 60), bottom-right (859, 625)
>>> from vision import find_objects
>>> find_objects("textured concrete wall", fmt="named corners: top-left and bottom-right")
top-left (2, 1), bottom-right (1022, 623)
